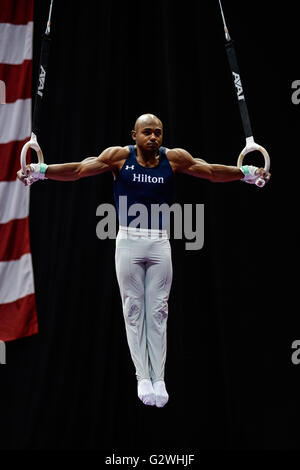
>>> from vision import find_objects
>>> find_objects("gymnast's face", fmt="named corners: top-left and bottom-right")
top-left (131, 116), bottom-right (163, 152)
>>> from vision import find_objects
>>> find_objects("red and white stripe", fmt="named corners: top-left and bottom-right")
top-left (0, 0), bottom-right (38, 342)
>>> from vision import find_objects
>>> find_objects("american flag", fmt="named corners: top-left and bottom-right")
top-left (0, 0), bottom-right (38, 341)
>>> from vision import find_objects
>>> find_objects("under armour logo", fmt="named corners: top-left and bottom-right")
top-left (125, 165), bottom-right (134, 170)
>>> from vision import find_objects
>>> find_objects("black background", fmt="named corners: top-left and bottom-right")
top-left (1, 0), bottom-right (298, 457)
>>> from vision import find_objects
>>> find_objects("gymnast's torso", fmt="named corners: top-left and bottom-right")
top-left (113, 145), bottom-right (174, 229)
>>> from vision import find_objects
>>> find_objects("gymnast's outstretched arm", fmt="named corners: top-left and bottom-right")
top-left (167, 148), bottom-right (271, 184)
top-left (17, 146), bottom-right (128, 185)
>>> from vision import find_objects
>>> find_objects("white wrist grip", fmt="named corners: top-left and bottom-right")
top-left (20, 131), bottom-right (44, 175)
top-left (237, 137), bottom-right (270, 188)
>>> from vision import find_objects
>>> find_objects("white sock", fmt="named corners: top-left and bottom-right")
top-left (137, 379), bottom-right (156, 406)
top-left (153, 380), bottom-right (169, 408)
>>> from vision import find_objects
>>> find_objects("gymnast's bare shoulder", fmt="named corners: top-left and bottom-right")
top-left (164, 147), bottom-right (207, 173)
top-left (96, 145), bottom-right (130, 179)
top-left (73, 145), bottom-right (130, 179)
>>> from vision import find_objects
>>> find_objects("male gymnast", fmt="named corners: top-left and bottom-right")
top-left (17, 113), bottom-right (271, 408)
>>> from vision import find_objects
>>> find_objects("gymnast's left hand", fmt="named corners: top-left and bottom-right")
top-left (241, 165), bottom-right (271, 185)
top-left (255, 167), bottom-right (271, 184)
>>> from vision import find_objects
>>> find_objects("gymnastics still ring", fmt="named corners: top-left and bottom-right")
top-left (20, 132), bottom-right (44, 176)
top-left (237, 137), bottom-right (271, 188)
top-left (218, 0), bottom-right (271, 187)
top-left (20, 0), bottom-right (53, 183)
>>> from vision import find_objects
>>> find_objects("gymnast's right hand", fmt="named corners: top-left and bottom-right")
top-left (17, 163), bottom-right (48, 186)
top-left (17, 165), bottom-right (33, 186)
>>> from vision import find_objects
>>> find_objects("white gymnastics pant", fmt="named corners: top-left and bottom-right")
top-left (115, 226), bottom-right (173, 383)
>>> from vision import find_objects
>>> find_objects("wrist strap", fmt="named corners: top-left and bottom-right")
top-left (29, 162), bottom-right (48, 180)
top-left (240, 165), bottom-right (259, 184)
top-left (40, 163), bottom-right (48, 175)
top-left (240, 165), bottom-right (250, 176)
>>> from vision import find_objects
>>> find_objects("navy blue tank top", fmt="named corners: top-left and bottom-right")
top-left (114, 145), bottom-right (174, 229)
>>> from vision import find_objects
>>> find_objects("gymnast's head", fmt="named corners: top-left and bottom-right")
top-left (131, 113), bottom-right (163, 149)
